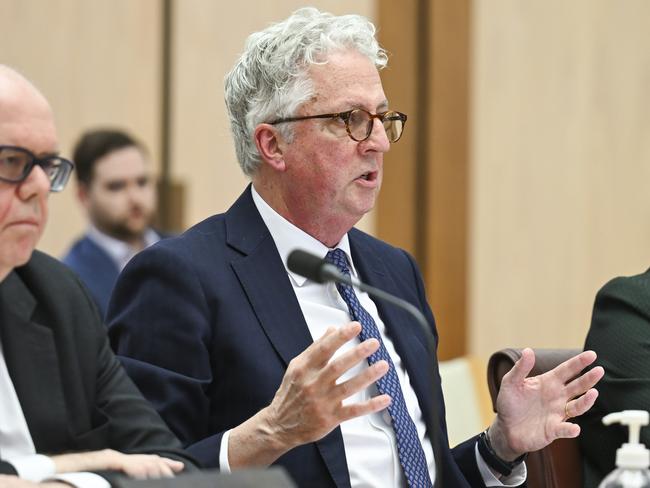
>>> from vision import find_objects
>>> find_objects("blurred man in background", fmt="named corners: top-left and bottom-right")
top-left (0, 65), bottom-right (193, 487)
top-left (62, 129), bottom-right (159, 317)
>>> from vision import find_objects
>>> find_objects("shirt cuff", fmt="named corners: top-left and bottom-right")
top-left (475, 442), bottom-right (527, 487)
top-left (6, 454), bottom-right (55, 482)
top-left (51, 472), bottom-right (111, 488)
top-left (219, 429), bottom-right (232, 473)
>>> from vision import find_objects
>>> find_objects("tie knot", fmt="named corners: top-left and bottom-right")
top-left (325, 248), bottom-right (351, 275)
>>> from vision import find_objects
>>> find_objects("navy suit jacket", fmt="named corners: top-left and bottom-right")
top-left (62, 235), bottom-right (119, 318)
top-left (108, 186), bottom-right (497, 487)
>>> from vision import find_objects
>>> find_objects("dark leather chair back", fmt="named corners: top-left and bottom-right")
top-left (487, 348), bottom-right (583, 488)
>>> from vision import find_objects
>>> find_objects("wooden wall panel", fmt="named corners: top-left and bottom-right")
top-left (376, 0), bottom-right (419, 256)
top-left (469, 0), bottom-right (650, 356)
top-left (425, 0), bottom-right (470, 360)
top-left (378, 0), bottom-right (471, 360)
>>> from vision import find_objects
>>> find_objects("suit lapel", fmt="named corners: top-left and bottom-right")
top-left (225, 187), bottom-right (351, 487)
top-left (0, 270), bottom-right (70, 453)
top-left (226, 187), bottom-right (314, 365)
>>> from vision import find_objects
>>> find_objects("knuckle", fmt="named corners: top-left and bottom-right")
top-left (345, 404), bottom-right (362, 419)
top-left (286, 359), bottom-right (304, 380)
top-left (337, 381), bottom-right (352, 398)
top-left (311, 341), bottom-right (327, 357)
top-left (327, 358), bottom-right (346, 378)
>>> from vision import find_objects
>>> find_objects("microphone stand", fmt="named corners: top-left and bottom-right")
top-left (321, 264), bottom-right (436, 356)
top-left (319, 263), bottom-right (443, 488)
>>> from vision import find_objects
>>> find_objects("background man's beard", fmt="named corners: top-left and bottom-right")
top-left (105, 222), bottom-right (144, 242)
top-left (94, 212), bottom-right (153, 243)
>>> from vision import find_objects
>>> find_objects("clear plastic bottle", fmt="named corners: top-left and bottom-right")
top-left (599, 410), bottom-right (650, 488)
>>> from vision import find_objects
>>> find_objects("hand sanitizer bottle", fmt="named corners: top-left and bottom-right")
top-left (599, 410), bottom-right (650, 488)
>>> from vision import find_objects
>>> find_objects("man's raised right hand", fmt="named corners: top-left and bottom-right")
top-left (228, 321), bottom-right (391, 469)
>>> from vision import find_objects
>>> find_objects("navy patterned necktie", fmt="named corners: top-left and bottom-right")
top-left (325, 248), bottom-right (433, 488)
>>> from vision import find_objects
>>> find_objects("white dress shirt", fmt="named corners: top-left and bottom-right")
top-left (220, 186), bottom-right (525, 487)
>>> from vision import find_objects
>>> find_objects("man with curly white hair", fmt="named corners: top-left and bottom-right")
top-left (109, 8), bottom-right (603, 487)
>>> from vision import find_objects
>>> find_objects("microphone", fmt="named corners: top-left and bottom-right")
top-left (287, 249), bottom-right (435, 363)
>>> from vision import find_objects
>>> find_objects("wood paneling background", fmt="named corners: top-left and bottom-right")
top-left (469, 0), bottom-right (650, 356)
top-left (378, 0), bottom-right (470, 360)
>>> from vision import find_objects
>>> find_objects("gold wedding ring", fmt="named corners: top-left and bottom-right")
top-left (564, 402), bottom-right (571, 420)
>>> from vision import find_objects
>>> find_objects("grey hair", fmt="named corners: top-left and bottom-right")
top-left (224, 7), bottom-right (388, 176)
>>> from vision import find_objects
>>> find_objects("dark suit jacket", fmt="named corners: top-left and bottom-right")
top-left (107, 186), bottom-right (502, 488)
top-left (579, 269), bottom-right (650, 487)
top-left (0, 251), bottom-right (195, 477)
top-left (62, 235), bottom-right (120, 318)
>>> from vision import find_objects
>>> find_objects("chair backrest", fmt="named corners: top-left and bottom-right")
top-left (487, 348), bottom-right (583, 488)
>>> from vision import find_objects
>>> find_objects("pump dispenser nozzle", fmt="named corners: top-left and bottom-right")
top-left (602, 410), bottom-right (650, 470)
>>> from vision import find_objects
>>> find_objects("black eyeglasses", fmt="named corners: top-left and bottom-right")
top-left (0, 145), bottom-right (74, 192)
top-left (269, 108), bottom-right (408, 143)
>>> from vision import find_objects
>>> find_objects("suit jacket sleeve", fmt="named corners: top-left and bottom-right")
top-left (56, 258), bottom-right (195, 466)
top-left (94, 324), bottom-right (197, 464)
top-left (107, 244), bottom-right (221, 468)
top-left (579, 272), bottom-right (650, 486)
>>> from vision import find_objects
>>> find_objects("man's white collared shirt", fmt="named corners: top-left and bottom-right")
top-left (220, 185), bottom-right (525, 487)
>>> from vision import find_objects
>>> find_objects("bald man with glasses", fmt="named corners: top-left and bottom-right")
top-left (0, 65), bottom-right (196, 487)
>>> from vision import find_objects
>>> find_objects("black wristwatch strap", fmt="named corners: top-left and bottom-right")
top-left (477, 429), bottom-right (527, 477)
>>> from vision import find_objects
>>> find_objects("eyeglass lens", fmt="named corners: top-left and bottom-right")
top-left (347, 109), bottom-right (404, 143)
top-left (0, 146), bottom-right (72, 192)
top-left (0, 147), bottom-right (31, 181)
